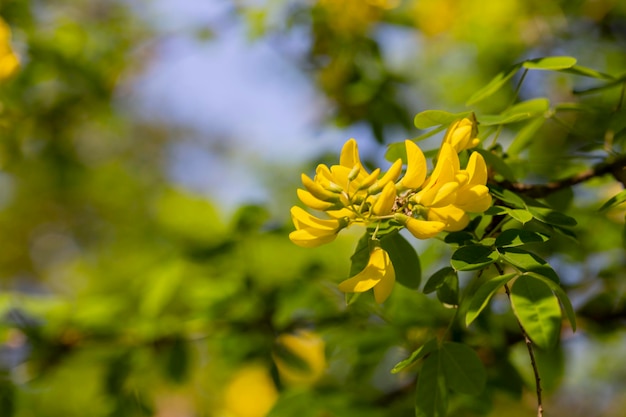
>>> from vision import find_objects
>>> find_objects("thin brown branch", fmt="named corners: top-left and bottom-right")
top-left (496, 155), bottom-right (626, 198)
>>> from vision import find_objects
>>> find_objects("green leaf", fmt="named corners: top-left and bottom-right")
top-left (522, 56), bottom-right (577, 70)
top-left (436, 272), bottom-right (459, 306)
top-left (474, 149), bottom-right (517, 182)
top-left (479, 112), bottom-right (535, 126)
top-left (466, 64), bottom-right (521, 106)
top-left (349, 232), bottom-right (371, 276)
top-left (498, 247), bottom-right (559, 283)
top-left (508, 209), bottom-right (534, 224)
top-left (380, 231), bottom-right (422, 289)
top-left (485, 206), bottom-right (508, 215)
top-left (391, 338), bottom-right (438, 374)
top-left (505, 98), bottom-right (550, 116)
top-left (451, 245), bottom-right (499, 271)
top-left (526, 205), bottom-right (577, 227)
top-left (495, 229), bottom-right (549, 247)
top-left (562, 65), bottom-right (615, 80)
top-left (598, 189), bottom-right (626, 212)
top-left (444, 231), bottom-right (475, 245)
top-left (507, 117), bottom-right (546, 156)
top-left (466, 273), bottom-right (518, 326)
top-left (414, 110), bottom-right (472, 129)
top-left (415, 352), bottom-right (448, 417)
top-left (489, 186), bottom-right (526, 209)
top-left (525, 272), bottom-right (577, 332)
top-left (424, 267), bottom-right (456, 294)
top-left (440, 342), bottom-right (487, 395)
top-left (510, 276), bottom-right (562, 349)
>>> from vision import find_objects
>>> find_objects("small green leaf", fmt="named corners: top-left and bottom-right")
top-left (466, 64), bottom-right (522, 106)
top-left (522, 56), bottom-right (577, 70)
top-left (508, 117), bottom-right (546, 156)
top-left (495, 229), bottom-right (549, 248)
top-left (474, 149), bottom-right (517, 182)
top-left (466, 273), bottom-right (518, 326)
top-left (440, 342), bottom-right (487, 395)
top-left (479, 112), bottom-right (535, 126)
top-left (510, 276), bottom-right (562, 349)
top-left (527, 205), bottom-right (577, 227)
top-left (525, 272), bottom-right (577, 332)
top-left (414, 110), bottom-right (472, 129)
top-left (391, 338), bottom-right (438, 374)
top-left (444, 231), bottom-right (475, 245)
top-left (415, 352), bottom-right (448, 417)
top-left (381, 231), bottom-right (422, 289)
top-left (505, 98), bottom-right (550, 116)
top-left (498, 247), bottom-right (560, 283)
top-left (489, 186), bottom-right (526, 209)
top-left (349, 232), bottom-right (371, 276)
top-left (598, 189), bottom-right (626, 212)
top-left (508, 209), bottom-right (534, 224)
top-left (424, 267), bottom-right (456, 294)
top-left (485, 206), bottom-right (508, 215)
top-left (451, 245), bottom-right (499, 271)
top-left (436, 273), bottom-right (459, 306)
top-left (562, 65), bottom-right (615, 80)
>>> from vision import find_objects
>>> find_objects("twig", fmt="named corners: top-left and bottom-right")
top-left (497, 154), bottom-right (626, 198)
top-left (495, 264), bottom-right (543, 417)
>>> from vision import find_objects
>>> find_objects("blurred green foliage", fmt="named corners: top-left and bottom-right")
top-left (0, 1), bottom-right (625, 417)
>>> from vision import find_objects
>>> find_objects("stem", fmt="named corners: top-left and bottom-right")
top-left (496, 264), bottom-right (543, 417)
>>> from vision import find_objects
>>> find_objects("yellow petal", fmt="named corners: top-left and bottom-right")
top-left (428, 205), bottom-right (470, 232)
top-left (405, 217), bottom-right (445, 239)
top-left (372, 181), bottom-right (397, 215)
top-left (379, 158), bottom-right (403, 185)
top-left (274, 330), bottom-right (326, 386)
top-left (443, 118), bottom-right (478, 153)
top-left (340, 138), bottom-right (362, 169)
top-left (400, 140), bottom-right (427, 189)
top-left (373, 259), bottom-right (395, 303)
top-left (338, 247), bottom-right (389, 293)
top-left (465, 151), bottom-right (488, 185)
top-left (289, 229), bottom-right (337, 248)
top-left (290, 206), bottom-right (340, 230)
top-left (297, 189), bottom-right (337, 211)
top-left (223, 365), bottom-right (278, 417)
top-left (456, 186), bottom-right (492, 213)
top-left (301, 173), bottom-right (339, 202)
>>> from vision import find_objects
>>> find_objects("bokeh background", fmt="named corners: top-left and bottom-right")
top-left (1, 1), bottom-right (626, 416)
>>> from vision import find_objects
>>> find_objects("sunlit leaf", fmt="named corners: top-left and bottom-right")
top-left (507, 117), bottom-right (546, 156)
top-left (495, 229), bottom-right (549, 247)
top-left (562, 65), bottom-right (615, 80)
top-left (466, 273), bottom-right (517, 326)
top-left (391, 338), bottom-right (438, 374)
top-left (525, 273), bottom-right (577, 332)
top-left (510, 276), bottom-right (562, 349)
top-left (505, 98), bottom-right (550, 115)
top-left (440, 342), bottom-right (487, 395)
top-left (498, 247), bottom-right (559, 283)
top-left (479, 113), bottom-right (534, 126)
top-left (508, 209), bottom-right (534, 224)
top-left (466, 64), bottom-right (521, 106)
top-left (522, 56), bottom-right (577, 70)
top-left (451, 245), bottom-right (499, 271)
top-left (489, 186), bottom-right (526, 209)
top-left (415, 351), bottom-right (447, 417)
top-left (414, 110), bottom-right (472, 129)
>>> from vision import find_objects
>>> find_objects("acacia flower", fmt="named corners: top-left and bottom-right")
top-left (289, 206), bottom-right (348, 248)
top-left (394, 213), bottom-right (445, 239)
top-left (399, 140), bottom-right (427, 190)
top-left (338, 246), bottom-right (395, 303)
top-left (442, 117), bottom-right (480, 153)
top-left (0, 18), bottom-right (19, 81)
top-left (411, 143), bottom-right (459, 208)
top-left (454, 151), bottom-right (492, 213)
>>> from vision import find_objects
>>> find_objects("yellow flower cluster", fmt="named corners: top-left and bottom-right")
top-left (289, 118), bottom-right (491, 302)
top-left (0, 18), bottom-right (19, 81)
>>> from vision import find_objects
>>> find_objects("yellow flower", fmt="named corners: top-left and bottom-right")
top-left (289, 206), bottom-right (346, 248)
top-left (273, 330), bottom-right (326, 387)
top-left (0, 18), bottom-right (19, 81)
top-left (394, 213), bottom-right (445, 239)
top-left (427, 205), bottom-right (470, 232)
top-left (372, 181), bottom-right (396, 215)
top-left (412, 143), bottom-right (459, 208)
top-left (454, 151), bottom-right (492, 213)
top-left (399, 140), bottom-right (427, 190)
top-left (220, 364), bottom-right (278, 417)
top-left (338, 246), bottom-right (395, 303)
top-left (442, 117), bottom-right (480, 153)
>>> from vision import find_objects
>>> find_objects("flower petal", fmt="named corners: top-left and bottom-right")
top-left (372, 181), bottom-right (397, 215)
top-left (400, 140), bottom-right (427, 189)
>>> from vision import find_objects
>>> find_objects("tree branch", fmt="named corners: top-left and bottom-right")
top-left (496, 155), bottom-right (626, 198)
